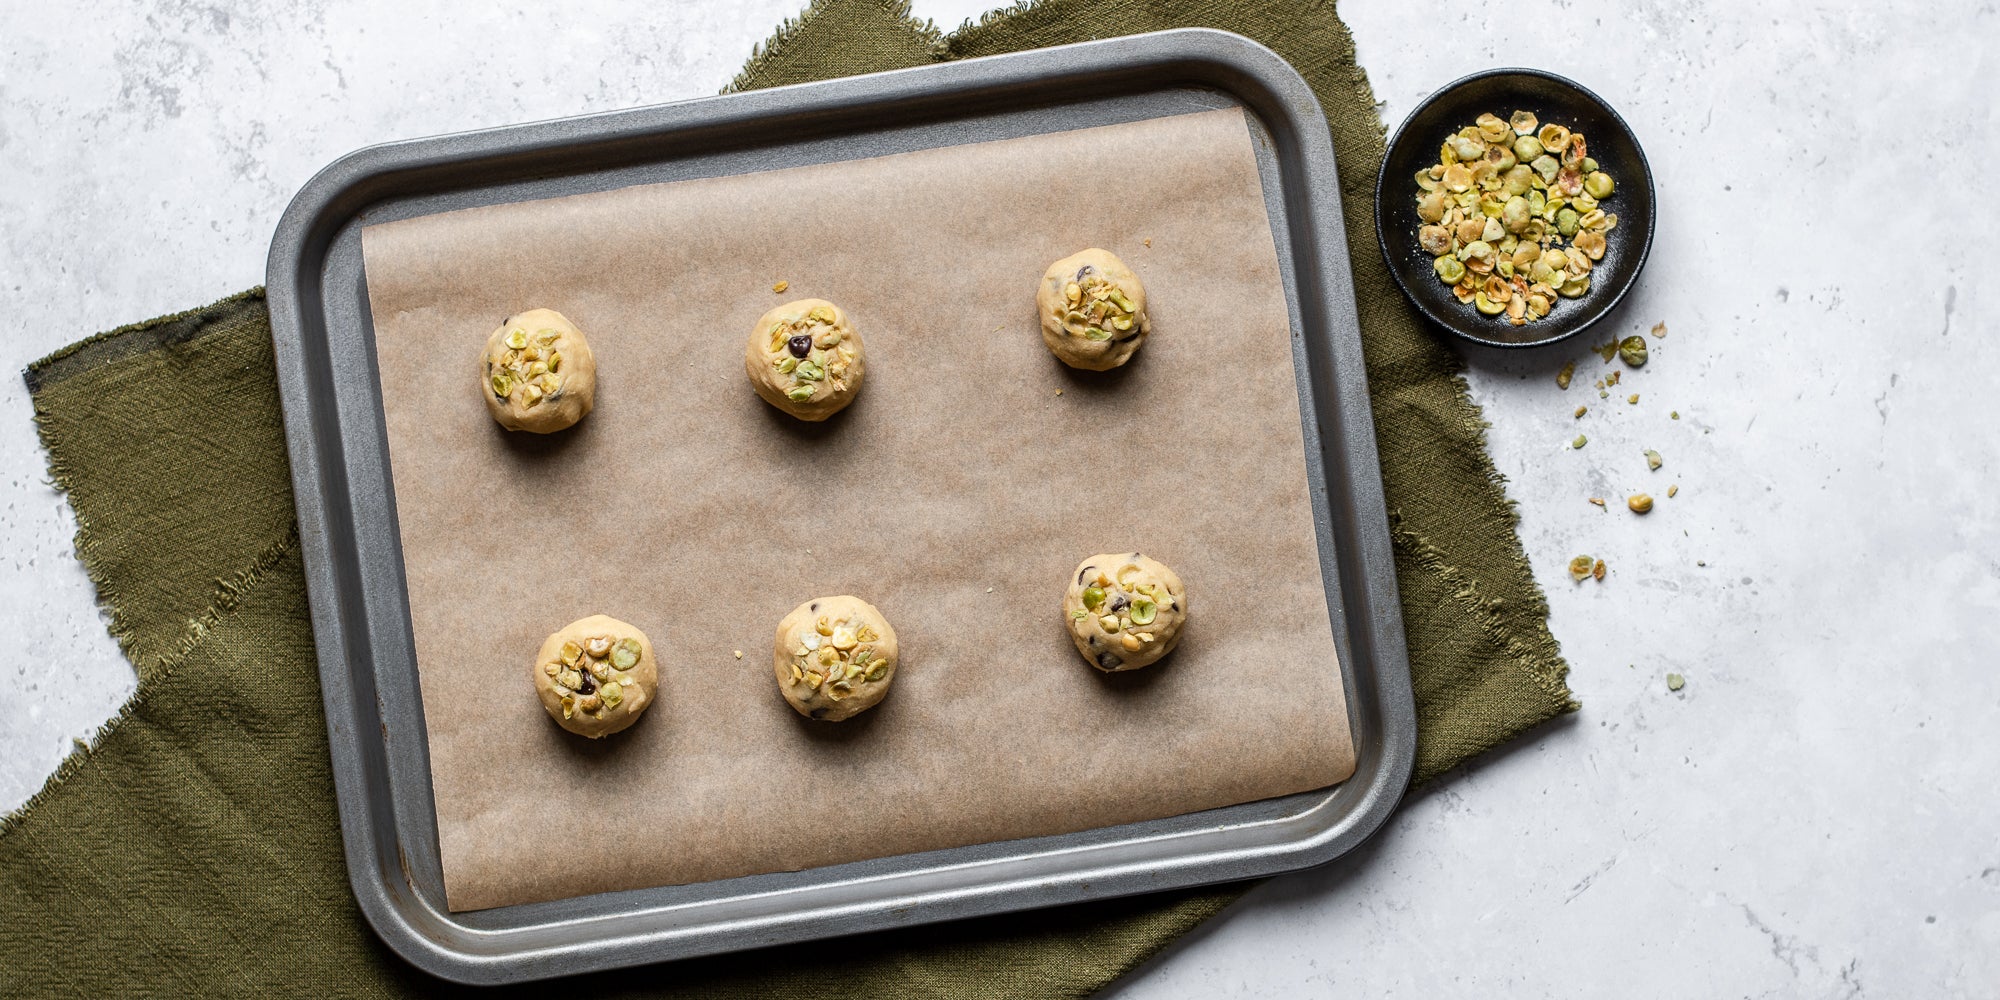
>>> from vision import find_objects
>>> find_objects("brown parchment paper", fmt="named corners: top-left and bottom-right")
top-left (359, 107), bottom-right (1356, 912)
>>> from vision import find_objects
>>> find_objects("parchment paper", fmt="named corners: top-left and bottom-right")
top-left (360, 107), bottom-right (1356, 912)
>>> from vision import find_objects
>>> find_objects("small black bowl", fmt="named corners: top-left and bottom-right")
top-left (1374, 68), bottom-right (1655, 349)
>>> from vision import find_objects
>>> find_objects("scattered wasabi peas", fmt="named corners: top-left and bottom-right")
top-left (1619, 335), bottom-right (1649, 367)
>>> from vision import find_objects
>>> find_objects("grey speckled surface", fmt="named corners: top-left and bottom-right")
top-left (3, 1), bottom-right (1996, 996)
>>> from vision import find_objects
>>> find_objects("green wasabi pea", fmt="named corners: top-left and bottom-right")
top-left (610, 638), bottom-right (641, 670)
top-left (1619, 335), bottom-right (1649, 367)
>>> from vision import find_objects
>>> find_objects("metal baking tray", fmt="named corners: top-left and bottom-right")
top-left (266, 28), bottom-right (1415, 985)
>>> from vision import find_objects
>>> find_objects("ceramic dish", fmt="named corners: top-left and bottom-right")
top-left (1374, 68), bottom-right (1655, 348)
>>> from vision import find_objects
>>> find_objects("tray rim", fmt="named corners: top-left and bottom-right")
top-left (266, 27), bottom-right (1415, 985)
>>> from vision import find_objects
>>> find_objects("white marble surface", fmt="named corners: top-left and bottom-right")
top-left (2, 1), bottom-right (1995, 995)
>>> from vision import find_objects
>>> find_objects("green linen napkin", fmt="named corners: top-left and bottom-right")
top-left (0, 1), bottom-right (1574, 996)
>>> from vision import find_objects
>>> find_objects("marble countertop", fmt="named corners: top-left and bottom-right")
top-left (3, 1), bottom-right (1994, 995)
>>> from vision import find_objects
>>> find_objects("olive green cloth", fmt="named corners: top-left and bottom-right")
top-left (0, 1), bottom-right (1574, 996)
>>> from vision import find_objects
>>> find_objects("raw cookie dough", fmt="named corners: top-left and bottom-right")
top-left (1037, 248), bottom-right (1151, 371)
top-left (1063, 553), bottom-right (1187, 672)
top-left (533, 614), bottom-right (658, 738)
top-left (745, 299), bottom-right (865, 421)
top-left (772, 595), bottom-right (899, 721)
top-left (482, 308), bottom-right (597, 433)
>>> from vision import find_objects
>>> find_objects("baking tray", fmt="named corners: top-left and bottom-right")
top-left (266, 28), bottom-right (1415, 985)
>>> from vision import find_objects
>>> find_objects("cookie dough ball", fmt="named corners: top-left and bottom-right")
top-left (1063, 553), bottom-right (1187, 672)
top-left (773, 595), bottom-right (898, 721)
top-left (482, 308), bottom-right (596, 433)
top-left (1037, 249), bottom-right (1151, 371)
top-left (533, 615), bottom-right (658, 738)
top-left (745, 299), bottom-right (865, 421)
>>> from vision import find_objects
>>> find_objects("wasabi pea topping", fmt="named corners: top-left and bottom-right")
top-left (546, 632), bottom-right (645, 724)
top-left (610, 637), bottom-right (641, 670)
